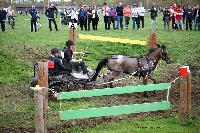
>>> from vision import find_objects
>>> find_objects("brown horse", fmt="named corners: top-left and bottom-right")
top-left (90, 44), bottom-right (172, 92)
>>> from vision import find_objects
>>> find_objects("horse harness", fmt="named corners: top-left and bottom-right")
top-left (137, 56), bottom-right (155, 76)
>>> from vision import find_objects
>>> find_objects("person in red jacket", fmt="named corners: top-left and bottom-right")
top-left (175, 6), bottom-right (184, 31)
top-left (123, 4), bottom-right (131, 30)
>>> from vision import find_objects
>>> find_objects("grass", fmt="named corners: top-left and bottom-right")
top-left (0, 13), bottom-right (200, 132)
top-left (66, 115), bottom-right (200, 133)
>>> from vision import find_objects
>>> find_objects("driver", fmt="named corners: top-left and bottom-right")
top-left (47, 48), bottom-right (65, 78)
top-left (62, 40), bottom-right (89, 75)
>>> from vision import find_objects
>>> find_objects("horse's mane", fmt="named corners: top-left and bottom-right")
top-left (157, 44), bottom-right (166, 49)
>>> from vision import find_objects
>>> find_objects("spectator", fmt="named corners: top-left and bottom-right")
top-left (92, 6), bottom-right (99, 30)
top-left (116, 2), bottom-right (123, 30)
top-left (185, 5), bottom-right (193, 30)
top-left (70, 7), bottom-right (78, 23)
top-left (29, 5), bottom-right (38, 32)
top-left (131, 4), bottom-right (138, 30)
top-left (102, 2), bottom-right (110, 30)
top-left (194, 5), bottom-right (200, 31)
top-left (45, 4), bottom-right (58, 31)
top-left (108, 5), bottom-right (116, 30)
top-left (137, 2), bottom-right (145, 30)
top-left (170, 4), bottom-right (177, 31)
top-left (163, 7), bottom-right (170, 31)
top-left (150, 3), bottom-right (158, 30)
top-left (123, 4), bottom-right (131, 30)
top-left (79, 7), bottom-right (87, 30)
top-left (0, 5), bottom-right (7, 32)
top-left (87, 5), bottom-right (93, 31)
top-left (182, 6), bottom-right (186, 24)
top-left (7, 5), bottom-right (15, 29)
top-left (175, 6), bottom-right (184, 31)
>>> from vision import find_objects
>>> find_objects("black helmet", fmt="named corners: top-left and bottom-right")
top-left (51, 48), bottom-right (60, 54)
top-left (66, 40), bottom-right (74, 47)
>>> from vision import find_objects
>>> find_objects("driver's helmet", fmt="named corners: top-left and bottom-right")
top-left (51, 48), bottom-right (60, 54)
top-left (66, 40), bottom-right (74, 47)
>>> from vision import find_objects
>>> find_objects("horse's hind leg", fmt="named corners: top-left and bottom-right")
top-left (103, 71), bottom-right (120, 88)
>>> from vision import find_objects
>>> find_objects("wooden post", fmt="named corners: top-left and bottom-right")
top-left (34, 62), bottom-right (48, 133)
top-left (187, 72), bottom-right (192, 114)
top-left (69, 26), bottom-right (77, 59)
top-left (179, 76), bottom-right (188, 122)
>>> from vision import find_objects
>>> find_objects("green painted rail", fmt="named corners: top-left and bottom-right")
top-left (58, 83), bottom-right (171, 100)
top-left (59, 101), bottom-right (170, 120)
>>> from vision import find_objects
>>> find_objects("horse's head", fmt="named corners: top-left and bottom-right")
top-left (160, 45), bottom-right (172, 64)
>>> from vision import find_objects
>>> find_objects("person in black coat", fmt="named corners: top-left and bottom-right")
top-left (45, 4), bottom-right (58, 31)
top-left (163, 7), bottom-right (170, 31)
top-left (0, 5), bottom-right (7, 32)
top-left (185, 5), bottom-right (193, 30)
top-left (194, 5), bottom-right (200, 31)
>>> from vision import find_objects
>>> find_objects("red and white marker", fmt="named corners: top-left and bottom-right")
top-left (180, 66), bottom-right (190, 77)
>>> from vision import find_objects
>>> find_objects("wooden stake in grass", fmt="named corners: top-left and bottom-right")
top-left (187, 72), bottom-right (192, 115)
top-left (34, 62), bottom-right (48, 133)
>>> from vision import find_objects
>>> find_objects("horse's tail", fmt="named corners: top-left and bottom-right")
top-left (90, 57), bottom-right (109, 81)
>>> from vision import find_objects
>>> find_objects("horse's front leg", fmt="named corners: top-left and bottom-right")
top-left (143, 74), bottom-right (148, 97)
top-left (148, 74), bottom-right (157, 84)
top-left (148, 74), bottom-right (157, 94)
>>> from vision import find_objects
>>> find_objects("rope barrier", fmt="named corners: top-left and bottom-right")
top-left (170, 76), bottom-right (180, 84)
top-left (167, 76), bottom-right (180, 101)
top-left (96, 71), bottom-right (137, 86)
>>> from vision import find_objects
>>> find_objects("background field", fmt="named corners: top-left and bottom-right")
top-left (0, 13), bottom-right (200, 132)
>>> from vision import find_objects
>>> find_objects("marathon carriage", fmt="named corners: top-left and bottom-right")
top-left (31, 59), bottom-right (98, 100)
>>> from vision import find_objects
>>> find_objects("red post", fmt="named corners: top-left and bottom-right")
top-left (179, 66), bottom-right (192, 122)
top-left (69, 26), bottom-right (77, 59)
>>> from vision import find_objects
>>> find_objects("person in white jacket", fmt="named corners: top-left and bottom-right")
top-left (131, 4), bottom-right (139, 30)
top-left (137, 2), bottom-right (145, 30)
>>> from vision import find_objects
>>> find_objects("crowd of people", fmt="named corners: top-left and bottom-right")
top-left (0, 2), bottom-right (200, 32)
top-left (76, 2), bottom-right (199, 31)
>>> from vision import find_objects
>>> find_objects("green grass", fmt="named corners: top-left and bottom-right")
top-left (66, 115), bottom-right (200, 133)
top-left (0, 13), bottom-right (200, 132)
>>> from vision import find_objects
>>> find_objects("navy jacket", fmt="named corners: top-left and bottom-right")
top-left (116, 6), bottom-right (123, 16)
top-left (0, 9), bottom-right (7, 21)
top-left (29, 9), bottom-right (38, 20)
top-left (185, 8), bottom-right (193, 19)
top-left (45, 7), bottom-right (57, 19)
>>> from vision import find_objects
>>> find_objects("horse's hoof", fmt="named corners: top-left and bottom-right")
top-left (144, 92), bottom-right (149, 98)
